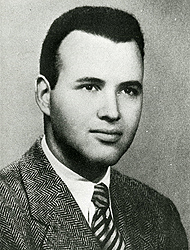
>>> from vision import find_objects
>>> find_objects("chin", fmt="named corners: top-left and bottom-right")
top-left (106, 155), bottom-right (123, 166)
top-left (88, 152), bottom-right (123, 167)
top-left (83, 144), bottom-right (130, 167)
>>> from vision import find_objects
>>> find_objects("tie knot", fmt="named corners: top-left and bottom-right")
top-left (91, 183), bottom-right (109, 209)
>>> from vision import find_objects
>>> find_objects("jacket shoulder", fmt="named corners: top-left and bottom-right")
top-left (112, 168), bottom-right (172, 204)
top-left (0, 137), bottom-right (44, 181)
top-left (0, 139), bottom-right (40, 210)
top-left (111, 169), bottom-right (188, 249)
top-left (0, 138), bottom-right (45, 249)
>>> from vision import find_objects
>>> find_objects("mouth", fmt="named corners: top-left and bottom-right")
top-left (90, 129), bottom-right (122, 143)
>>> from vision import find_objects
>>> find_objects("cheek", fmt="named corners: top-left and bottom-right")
top-left (50, 95), bottom-right (94, 130)
top-left (120, 100), bottom-right (142, 126)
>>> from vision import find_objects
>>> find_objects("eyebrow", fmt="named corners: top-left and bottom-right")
top-left (76, 77), bottom-right (105, 84)
top-left (120, 80), bottom-right (143, 89)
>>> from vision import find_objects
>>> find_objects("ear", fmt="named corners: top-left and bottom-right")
top-left (35, 74), bottom-right (51, 116)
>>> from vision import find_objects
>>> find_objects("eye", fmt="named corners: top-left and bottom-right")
top-left (117, 81), bottom-right (142, 98)
top-left (120, 87), bottom-right (140, 97)
top-left (82, 84), bottom-right (100, 92)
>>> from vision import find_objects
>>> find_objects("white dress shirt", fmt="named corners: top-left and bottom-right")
top-left (41, 136), bottom-right (111, 226)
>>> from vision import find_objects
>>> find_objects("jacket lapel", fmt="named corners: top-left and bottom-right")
top-left (21, 139), bottom-right (101, 249)
top-left (110, 169), bottom-right (155, 250)
top-left (110, 171), bottom-right (133, 250)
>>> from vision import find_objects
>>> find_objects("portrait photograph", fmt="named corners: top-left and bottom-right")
top-left (1, 0), bottom-right (189, 249)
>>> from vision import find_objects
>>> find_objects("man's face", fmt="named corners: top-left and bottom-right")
top-left (49, 30), bottom-right (143, 167)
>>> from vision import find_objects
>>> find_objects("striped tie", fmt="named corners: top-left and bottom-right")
top-left (91, 183), bottom-right (125, 250)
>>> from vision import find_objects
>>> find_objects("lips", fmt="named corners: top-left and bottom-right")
top-left (90, 129), bottom-right (122, 143)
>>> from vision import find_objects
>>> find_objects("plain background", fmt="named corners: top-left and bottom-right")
top-left (1, 0), bottom-right (190, 241)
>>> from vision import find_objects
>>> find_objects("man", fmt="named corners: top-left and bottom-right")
top-left (0, 6), bottom-right (188, 250)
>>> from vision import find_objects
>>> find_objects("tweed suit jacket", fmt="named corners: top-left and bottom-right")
top-left (0, 138), bottom-right (188, 250)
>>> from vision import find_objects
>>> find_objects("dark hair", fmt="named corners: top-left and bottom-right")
top-left (40, 6), bottom-right (144, 89)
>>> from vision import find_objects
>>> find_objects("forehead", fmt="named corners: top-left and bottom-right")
top-left (58, 30), bottom-right (143, 81)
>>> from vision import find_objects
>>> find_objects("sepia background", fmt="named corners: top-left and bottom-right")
top-left (1, 0), bottom-right (190, 240)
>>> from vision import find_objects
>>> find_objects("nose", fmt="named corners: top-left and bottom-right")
top-left (97, 92), bottom-right (120, 122)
